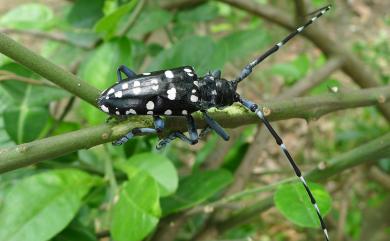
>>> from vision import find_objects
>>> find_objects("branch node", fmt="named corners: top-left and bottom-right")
top-left (262, 106), bottom-right (272, 116)
top-left (378, 95), bottom-right (386, 104)
top-left (17, 145), bottom-right (28, 153)
top-left (101, 133), bottom-right (110, 140)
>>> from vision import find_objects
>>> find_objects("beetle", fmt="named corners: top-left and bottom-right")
top-left (97, 5), bottom-right (332, 241)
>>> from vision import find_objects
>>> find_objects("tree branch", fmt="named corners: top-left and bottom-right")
top-left (0, 33), bottom-right (100, 106)
top-left (0, 86), bottom-right (389, 173)
top-left (218, 0), bottom-right (390, 121)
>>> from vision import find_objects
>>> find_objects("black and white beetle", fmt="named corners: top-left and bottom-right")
top-left (98, 5), bottom-right (332, 241)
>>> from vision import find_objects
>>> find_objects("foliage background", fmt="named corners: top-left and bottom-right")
top-left (0, 0), bottom-right (389, 241)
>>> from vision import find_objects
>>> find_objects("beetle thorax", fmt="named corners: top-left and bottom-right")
top-left (197, 75), bottom-right (237, 109)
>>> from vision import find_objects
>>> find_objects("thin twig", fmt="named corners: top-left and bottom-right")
top-left (118, 0), bottom-right (147, 36)
top-left (0, 28), bottom-right (93, 50)
top-left (46, 96), bottom-right (76, 137)
top-left (0, 70), bottom-right (54, 87)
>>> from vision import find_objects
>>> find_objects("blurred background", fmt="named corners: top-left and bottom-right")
top-left (0, 0), bottom-right (389, 241)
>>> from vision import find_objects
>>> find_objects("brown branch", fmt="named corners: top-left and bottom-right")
top-left (218, 0), bottom-right (390, 121)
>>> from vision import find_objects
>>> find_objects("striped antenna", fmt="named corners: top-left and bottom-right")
top-left (238, 97), bottom-right (330, 241)
top-left (233, 5), bottom-right (331, 84)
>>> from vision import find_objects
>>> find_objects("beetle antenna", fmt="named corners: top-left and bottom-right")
top-left (238, 96), bottom-right (330, 241)
top-left (233, 5), bottom-right (331, 84)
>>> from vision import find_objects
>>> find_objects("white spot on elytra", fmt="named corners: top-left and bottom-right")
top-left (147, 111), bottom-right (153, 115)
top-left (122, 83), bottom-right (129, 90)
top-left (133, 81), bottom-right (141, 94)
top-left (167, 87), bottom-right (176, 100)
top-left (164, 109), bottom-right (172, 115)
top-left (115, 111), bottom-right (120, 115)
top-left (143, 72), bottom-right (151, 75)
top-left (211, 90), bottom-right (217, 95)
top-left (125, 109), bottom-right (136, 115)
top-left (311, 16), bottom-right (317, 21)
top-left (182, 110), bottom-right (188, 115)
top-left (192, 89), bottom-right (196, 93)
top-left (151, 79), bottom-right (159, 91)
top-left (187, 72), bottom-right (194, 77)
top-left (193, 81), bottom-right (199, 86)
top-left (184, 68), bottom-right (192, 73)
top-left (114, 91), bottom-right (123, 98)
top-left (165, 70), bottom-right (174, 78)
top-left (297, 26), bottom-right (304, 32)
top-left (277, 42), bottom-right (283, 47)
top-left (190, 95), bottom-right (198, 102)
top-left (146, 101), bottom-right (154, 110)
top-left (107, 88), bottom-right (115, 95)
top-left (100, 105), bottom-right (109, 113)
top-left (321, 10), bottom-right (326, 14)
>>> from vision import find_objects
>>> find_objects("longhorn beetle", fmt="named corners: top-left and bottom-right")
top-left (98, 5), bottom-right (332, 241)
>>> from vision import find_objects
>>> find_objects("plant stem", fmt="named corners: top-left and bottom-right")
top-left (0, 33), bottom-right (100, 106)
top-left (0, 86), bottom-right (389, 174)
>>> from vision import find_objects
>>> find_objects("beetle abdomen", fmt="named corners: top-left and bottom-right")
top-left (97, 66), bottom-right (200, 116)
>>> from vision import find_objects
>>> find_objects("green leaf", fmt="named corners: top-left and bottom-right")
top-left (176, 2), bottom-right (219, 23)
top-left (274, 182), bottom-right (332, 228)
top-left (111, 172), bottom-right (161, 241)
top-left (310, 78), bottom-right (341, 95)
top-left (116, 153), bottom-right (178, 197)
top-left (52, 222), bottom-right (98, 241)
top-left (94, 0), bottom-right (138, 39)
top-left (270, 63), bottom-right (301, 82)
top-left (67, 0), bottom-right (105, 28)
top-left (129, 8), bottom-right (173, 36)
top-left (218, 29), bottom-right (270, 63)
top-left (0, 3), bottom-right (53, 30)
top-left (0, 169), bottom-right (99, 241)
top-left (0, 117), bottom-right (13, 147)
top-left (79, 37), bottom-right (132, 90)
top-left (3, 104), bottom-right (49, 144)
top-left (149, 36), bottom-right (225, 75)
top-left (0, 81), bottom-right (68, 144)
top-left (161, 169), bottom-right (233, 215)
top-left (78, 37), bottom-right (132, 125)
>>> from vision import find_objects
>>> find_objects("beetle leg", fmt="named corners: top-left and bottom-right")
top-left (113, 127), bottom-right (156, 145)
top-left (153, 115), bottom-right (165, 132)
top-left (117, 65), bottom-right (137, 82)
top-left (113, 116), bottom-right (165, 145)
top-left (156, 114), bottom-right (198, 149)
top-left (199, 126), bottom-right (212, 138)
top-left (202, 110), bottom-right (229, 141)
